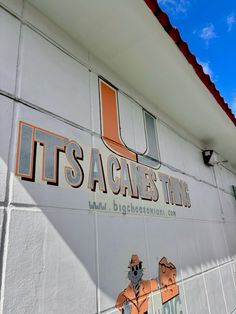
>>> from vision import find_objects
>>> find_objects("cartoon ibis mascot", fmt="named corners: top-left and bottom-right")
top-left (115, 255), bottom-right (179, 314)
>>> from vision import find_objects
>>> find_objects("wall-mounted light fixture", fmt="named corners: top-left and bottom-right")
top-left (202, 150), bottom-right (217, 166)
top-left (202, 150), bottom-right (228, 167)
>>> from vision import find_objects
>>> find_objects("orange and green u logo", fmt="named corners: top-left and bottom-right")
top-left (99, 78), bottom-right (160, 169)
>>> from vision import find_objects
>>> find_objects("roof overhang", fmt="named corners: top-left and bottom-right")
top-left (28, 0), bottom-right (236, 167)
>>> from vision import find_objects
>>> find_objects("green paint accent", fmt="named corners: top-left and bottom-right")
top-left (232, 186), bottom-right (236, 200)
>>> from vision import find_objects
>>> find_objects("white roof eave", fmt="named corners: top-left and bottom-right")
top-left (28, 0), bottom-right (236, 167)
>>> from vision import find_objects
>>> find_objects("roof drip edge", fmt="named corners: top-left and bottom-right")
top-left (144, 0), bottom-right (236, 126)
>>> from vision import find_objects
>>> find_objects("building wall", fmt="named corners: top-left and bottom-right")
top-left (0, 1), bottom-right (236, 313)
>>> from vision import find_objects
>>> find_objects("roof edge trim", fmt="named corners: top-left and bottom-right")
top-left (144, 0), bottom-right (236, 126)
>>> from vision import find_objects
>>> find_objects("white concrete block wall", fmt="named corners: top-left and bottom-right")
top-left (23, 2), bottom-right (89, 66)
top-left (19, 26), bottom-right (91, 128)
top-left (0, 0), bottom-right (23, 16)
top-left (0, 2), bottom-right (236, 313)
top-left (204, 268), bottom-right (228, 314)
top-left (221, 264), bottom-right (236, 313)
top-left (119, 92), bottom-right (146, 154)
top-left (184, 276), bottom-right (210, 314)
top-left (0, 96), bottom-right (14, 203)
top-left (0, 8), bottom-right (20, 95)
top-left (2, 208), bottom-right (97, 314)
top-left (158, 122), bottom-right (215, 185)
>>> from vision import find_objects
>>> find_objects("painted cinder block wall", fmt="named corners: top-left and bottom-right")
top-left (0, 1), bottom-right (236, 313)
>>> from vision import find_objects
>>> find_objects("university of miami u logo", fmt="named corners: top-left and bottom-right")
top-left (99, 78), bottom-right (160, 169)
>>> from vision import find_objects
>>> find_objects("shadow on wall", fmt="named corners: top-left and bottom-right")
top-left (3, 161), bottom-right (236, 314)
top-left (0, 101), bottom-right (236, 313)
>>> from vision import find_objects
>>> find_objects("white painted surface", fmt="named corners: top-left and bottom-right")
top-left (196, 222), bottom-right (224, 272)
top-left (118, 92), bottom-right (146, 154)
top-left (220, 264), bottom-right (236, 313)
top-left (2, 208), bottom-right (97, 314)
top-left (217, 165), bottom-right (236, 193)
top-left (19, 26), bottom-right (91, 128)
top-left (0, 207), bottom-right (4, 243)
top-left (90, 71), bottom-right (100, 135)
top-left (0, 0), bottom-right (23, 16)
top-left (175, 221), bottom-right (202, 279)
top-left (0, 3), bottom-right (235, 314)
top-left (0, 96), bottom-right (14, 203)
top-left (184, 276), bottom-right (209, 314)
top-left (205, 269), bottom-right (227, 314)
top-left (23, 2), bottom-right (89, 66)
top-left (224, 222), bottom-right (236, 260)
top-left (0, 8), bottom-right (20, 94)
top-left (221, 192), bottom-right (236, 223)
top-left (158, 122), bottom-right (215, 185)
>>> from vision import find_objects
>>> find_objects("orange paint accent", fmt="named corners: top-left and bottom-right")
top-left (159, 257), bottom-right (179, 304)
top-left (116, 279), bottom-right (158, 314)
top-left (116, 254), bottom-right (158, 314)
top-left (99, 80), bottom-right (137, 161)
